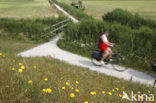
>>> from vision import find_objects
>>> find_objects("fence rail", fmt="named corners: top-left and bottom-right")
top-left (49, 23), bottom-right (69, 34)
top-left (42, 19), bottom-right (70, 37)
top-left (43, 0), bottom-right (71, 37)
top-left (43, 19), bottom-right (70, 31)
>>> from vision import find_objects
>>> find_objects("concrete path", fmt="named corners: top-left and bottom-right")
top-left (18, 35), bottom-right (155, 86)
top-left (54, 3), bottom-right (79, 23)
top-left (18, 3), bottom-right (155, 87)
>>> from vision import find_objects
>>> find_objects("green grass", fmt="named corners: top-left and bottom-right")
top-left (55, 1), bottom-right (156, 74)
top-left (58, 0), bottom-right (156, 20)
top-left (0, 17), bottom-right (67, 43)
top-left (0, 0), bottom-right (63, 18)
top-left (57, 18), bottom-right (156, 75)
top-left (0, 37), bottom-right (156, 103)
top-left (0, 0), bottom-right (155, 102)
top-left (0, 38), bottom-right (38, 55)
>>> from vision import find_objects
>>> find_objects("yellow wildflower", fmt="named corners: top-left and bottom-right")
top-left (18, 69), bottom-right (23, 73)
top-left (0, 53), bottom-right (2, 55)
top-left (76, 81), bottom-right (79, 84)
top-left (11, 68), bottom-right (15, 71)
top-left (116, 88), bottom-right (119, 91)
top-left (28, 80), bottom-right (32, 84)
top-left (84, 101), bottom-right (88, 103)
top-left (112, 89), bottom-right (115, 92)
top-left (147, 97), bottom-right (150, 99)
top-left (62, 86), bottom-right (66, 90)
top-left (46, 88), bottom-right (52, 93)
top-left (42, 89), bottom-right (47, 93)
top-left (108, 92), bottom-right (112, 95)
top-left (71, 87), bottom-right (74, 90)
top-left (148, 90), bottom-right (150, 93)
top-left (19, 63), bottom-right (22, 66)
top-left (66, 82), bottom-right (70, 86)
top-left (33, 66), bottom-right (37, 69)
top-left (44, 78), bottom-right (48, 81)
top-left (75, 89), bottom-right (79, 93)
top-left (90, 91), bottom-right (96, 95)
top-left (102, 91), bottom-right (105, 94)
top-left (119, 94), bottom-right (123, 97)
top-left (21, 66), bottom-right (25, 69)
top-left (2, 55), bottom-right (5, 58)
top-left (139, 96), bottom-right (143, 99)
top-left (70, 93), bottom-right (75, 98)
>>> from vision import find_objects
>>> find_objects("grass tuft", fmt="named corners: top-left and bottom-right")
top-left (0, 39), bottom-right (155, 103)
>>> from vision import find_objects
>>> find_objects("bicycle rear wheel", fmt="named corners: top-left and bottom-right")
top-left (91, 58), bottom-right (102, 66)
top-left (91, 50), bottom-right (103, 66)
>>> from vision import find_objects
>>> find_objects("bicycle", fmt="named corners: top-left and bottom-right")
top-left (91, 47), bottom-right (129, 72)
top-left (153, 79), bottom-right (156, 89)
top-left (151, 60), bottom-right (156, 89)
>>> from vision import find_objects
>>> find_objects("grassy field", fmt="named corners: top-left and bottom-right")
top-left (0, 0), bottom-right (62, 18)
top-left (0, 0), bottom-right (155, 102)
top-left (0, 37), bottom-right (156, 103)
top-left (58, 0), bottom-right (156, 20)
top-left (0, 38), bottom-right (38, 55)
top-left (56, 0), bottom-right (156, 74)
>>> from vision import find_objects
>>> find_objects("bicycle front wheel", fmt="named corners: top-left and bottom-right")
top-left (111, 54), bottom-right (129, 72)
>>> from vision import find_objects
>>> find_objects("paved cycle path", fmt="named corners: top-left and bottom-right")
top-left (18, 35), bottom-right (155, 86)
top-left (18, 3), bottom-right (155, 86)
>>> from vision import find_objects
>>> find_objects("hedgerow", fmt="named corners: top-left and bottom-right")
top-left (58, 18), bottom-right (156, 72)
top-left (55, 2), bottom-right (156, 72)
top-left (0, 16), bottom-right (67, 42)
top-left (54, 0), bottom-right (91, 20)
top-left (102, 8), bottom-right (156, 29)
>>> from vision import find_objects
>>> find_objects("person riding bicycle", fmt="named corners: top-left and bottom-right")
top-left (98, 30), bottom-right (114, 66)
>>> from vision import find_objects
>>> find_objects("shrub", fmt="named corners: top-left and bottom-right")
top-left (133, 27), bottom-right (155, 57)
top-left (54, 1), bottom-right (91, 20)
top-left (64, 18), bottom-right (109, 44)
top-left (102, 8), bottom-right (156, 29)
top-left (59, 18), bottom-right (156, 72)
top-left (0, 16), bottom-right (67, 42)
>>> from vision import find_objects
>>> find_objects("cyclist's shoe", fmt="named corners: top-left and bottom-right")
top-left (100, 61), bottom-right (105, 66)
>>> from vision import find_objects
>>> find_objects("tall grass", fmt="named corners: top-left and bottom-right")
top-left (0, 16), bottom-right (67, 43)
top-left (53, 0), bottom-right (91, 20)
top-left (58, 18), bottom-right (156, 73)
top-left (0, 0), bottom-right (60, 18)
top-left (0, 39), bottom-right (155, 103)
top-left (103, 8), bottom-right (156, 29)
top-left (56, 2), bottom-right (156, 72)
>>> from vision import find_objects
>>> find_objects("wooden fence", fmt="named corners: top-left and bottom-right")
top-left (42, 19), bottom-right (70, 37)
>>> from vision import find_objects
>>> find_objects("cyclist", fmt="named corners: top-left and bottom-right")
top-left (98, 30), bottom-right (114, 66)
